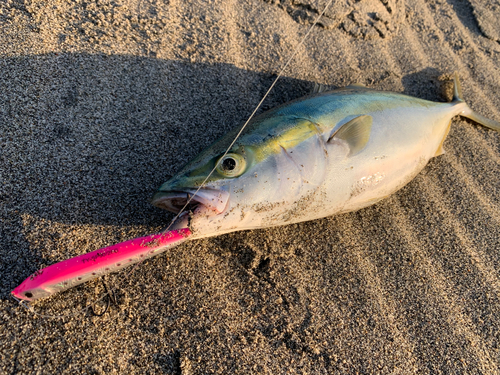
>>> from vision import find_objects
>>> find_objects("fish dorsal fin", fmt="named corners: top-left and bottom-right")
top-left (312, 82), bottom-right (327, 94)
top-left (346, 83), bottom-right (366, 89)
top-left (328, 115), bottom-right (373, 156)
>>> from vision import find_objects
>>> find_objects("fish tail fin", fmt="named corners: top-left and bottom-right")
top-left (461, 107), bottom-right (500, 132)
top-left (452, 72), bottom-right (464, 103)
top-left (453, 73), bottom-right (500, 132)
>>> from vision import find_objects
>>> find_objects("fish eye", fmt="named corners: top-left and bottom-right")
top-left (222, 157), bottom-right (236, 171)
top-left (25, 292), bottom-right (33, 298)
top-left (216, 153), bottom-right (246, 177)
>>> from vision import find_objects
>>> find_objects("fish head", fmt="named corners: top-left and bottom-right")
top-left (152, 116), bottom-right (328, 238)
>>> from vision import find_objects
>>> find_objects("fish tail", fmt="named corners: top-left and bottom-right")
top-left (452, 72), bottom-right (464, 103)
top-left (453, 73), bottom-right (500, 132)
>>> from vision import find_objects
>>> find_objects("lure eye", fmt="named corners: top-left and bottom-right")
top-left (25, 292), bottom-right (33, 298)
top-left (216, 153), bottom-right (246, 177)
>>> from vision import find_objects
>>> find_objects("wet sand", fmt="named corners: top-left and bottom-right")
top-left (1, 0), bottom-right (500, 373)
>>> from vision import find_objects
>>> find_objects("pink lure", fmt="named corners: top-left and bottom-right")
top-left (12, 228), bottom-right (191, 301)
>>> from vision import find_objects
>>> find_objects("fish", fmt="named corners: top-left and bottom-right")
top-left (12, 74), bottom-right (500, 302)
top-left (151, 74), bottom-right (499, 239)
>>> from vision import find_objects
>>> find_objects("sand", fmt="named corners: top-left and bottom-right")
top-left (1, 0), bottom-right (500, 373)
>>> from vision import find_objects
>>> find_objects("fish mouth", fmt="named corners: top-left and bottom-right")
top-left (151, 188), bottom-right (230, 215)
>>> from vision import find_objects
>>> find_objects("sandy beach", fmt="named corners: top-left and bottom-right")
top-left (1, 0), bottom-right (500, 373)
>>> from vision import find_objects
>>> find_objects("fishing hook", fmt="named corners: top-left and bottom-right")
top-left (90, 277), bottom-right (117, 317)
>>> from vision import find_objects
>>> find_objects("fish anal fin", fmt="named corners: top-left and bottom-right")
top-left (433, 119), bottom-right (451, 158)
top-left (434, 144), bottom-right (445, 157)
top-left (328, 115), bottom-right (373, 156)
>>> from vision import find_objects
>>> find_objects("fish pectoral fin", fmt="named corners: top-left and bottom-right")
top-left (328, 115), bottom-right (373, 156)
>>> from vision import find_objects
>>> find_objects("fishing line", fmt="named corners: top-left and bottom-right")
top-left (17, 0), bottom-right (334, 319)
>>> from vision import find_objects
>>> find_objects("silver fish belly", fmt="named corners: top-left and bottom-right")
top-left (152, 76), bottom-right (499, 239)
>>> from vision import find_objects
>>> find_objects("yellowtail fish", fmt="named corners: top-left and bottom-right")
top-left (152, 74), bottom-right (499, 238)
